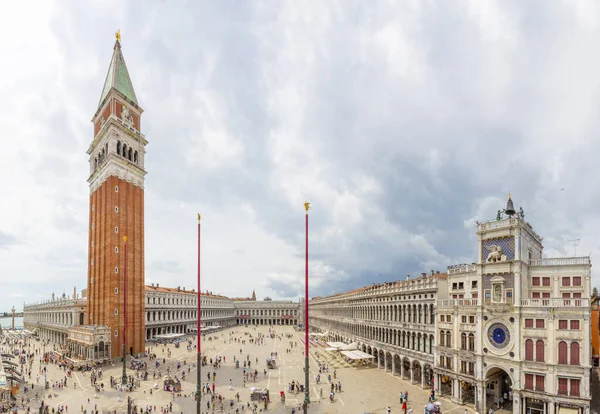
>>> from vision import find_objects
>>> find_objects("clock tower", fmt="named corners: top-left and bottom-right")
top-left (86, 34), bottom-right (147, 358)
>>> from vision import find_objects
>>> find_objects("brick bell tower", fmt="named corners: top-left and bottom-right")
top-left (87, 31), bottom-right (147, 358)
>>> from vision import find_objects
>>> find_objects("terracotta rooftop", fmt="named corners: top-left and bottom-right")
top-left (144, 285), bottom-right (229, 299)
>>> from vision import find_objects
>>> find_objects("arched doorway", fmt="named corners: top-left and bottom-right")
top-left (378, 349), bottom-right (385, 369)
top-left (412, 360), bottom-right (422, 384)
top-left (485, 367), bottom-right (513, 411)
top-left (402, 358), bottom-right (411, 380)
top-left (423, 364), bottom-right (433, 388)
top-left (393, 355), bottom-right (401, 376)
top-left (385, 352), bottom-right (392, 372)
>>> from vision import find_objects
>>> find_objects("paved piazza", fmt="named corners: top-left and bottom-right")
top-left (5, 326), bottom-right (475, 414)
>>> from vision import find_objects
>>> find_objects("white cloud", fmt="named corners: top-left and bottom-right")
top-left (2, 1), bottom-right (600, 310)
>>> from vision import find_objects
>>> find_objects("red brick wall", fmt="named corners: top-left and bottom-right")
top-left (94, 102), bottom-right (112, 136)
top-left (94, 98), bottom-right (141, 136)
top-left (115, 100), bottom-right (140, 130)
top-left (87, 176), bottom-right (145, 357)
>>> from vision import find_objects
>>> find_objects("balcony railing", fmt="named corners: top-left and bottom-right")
top-left (448, 264), bottom-right (476, 275)
top-left (521, 298), bottom-right (589, 307)
top-left (529, 257), bottom-right (590, 266)
top-left (437, 299), bottom-right (479, 307)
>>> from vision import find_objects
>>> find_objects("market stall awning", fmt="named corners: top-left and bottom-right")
top-left (340, 350), bottom-right (375, 360)
top-left (341, 342), bottom-right (358, 350)
top-left (326, 342), bottom-right (347, 348)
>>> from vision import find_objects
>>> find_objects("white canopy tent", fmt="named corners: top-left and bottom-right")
top-left (326, 342), bottom-right (347, 349)
top-left (340, 350), bottom-right (375, 360)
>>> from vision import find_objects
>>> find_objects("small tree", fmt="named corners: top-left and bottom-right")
top-left (593, 287), bottom-right (598, 298)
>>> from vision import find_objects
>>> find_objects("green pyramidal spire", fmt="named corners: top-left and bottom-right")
top-left (98, 39), bottom-right (138, 109)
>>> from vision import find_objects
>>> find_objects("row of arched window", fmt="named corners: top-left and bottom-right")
top-left (524, 339), bottom-right (580, 365)
top-left (460, 332), bottom-right (475, 351)
top-left (341, 303), bottom-right (436, 325)
top-left (237, 309), bottom-right (298, 316)
top-left (323, 320), bottom-right (436, 354)
top-left (439, 330), bottom-right (452, 347)
top-left (117, 141), bottom-right (138, 164)
top-left (146, 295), bottom-right (226, 306)
top-left (94, 143), bottom-right (109, 170)
top-left (146, 309), bottom-right (231, 322)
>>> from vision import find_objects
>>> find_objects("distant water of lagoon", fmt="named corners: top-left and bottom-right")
top-left (0, 317), bottom-right (23, 328)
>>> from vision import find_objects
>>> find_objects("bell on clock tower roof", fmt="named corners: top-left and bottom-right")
top-left (96, 30), bottom-right (138, 112)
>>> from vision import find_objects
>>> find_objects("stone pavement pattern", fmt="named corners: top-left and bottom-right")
top-left (11, 326), bottom-right (475, 413)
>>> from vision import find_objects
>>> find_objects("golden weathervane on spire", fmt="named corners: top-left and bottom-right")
top-left (508, 191), bottom-right (512, 200)
top-left (123, 236), bottom-right (128, 243)
top-left (198, 213), bottom-right (201, 222)
top-left (115, 29), bottom-right (121, 43)
top-left (304, 202), bottom-right (310, 213)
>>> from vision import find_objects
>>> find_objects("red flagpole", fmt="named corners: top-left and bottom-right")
top-left (121, 236), bottom-right (128, 385)
top-left (196, 214), bottom-right (202, 414)
top-left (303, 202), bottom-right (310, 412)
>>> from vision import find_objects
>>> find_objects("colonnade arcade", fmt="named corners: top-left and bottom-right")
top-left (325, 332), bottom-right (434, 391)
top-left (37, 329), bottom-right (68, 346)
top-left (146, 324), bottom-right (191, 340)
top-left (358, 343), bottom-right (433, 388)
top-left (236, 318), bottom-right (298, 326)
top-left (433, 366), bottom-right (512, 410)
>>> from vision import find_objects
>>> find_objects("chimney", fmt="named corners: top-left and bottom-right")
top-left (191, 289), bottom-right (195, 293)
top-left (183, 287), bottom-right (185, 291)
top-left (421, 272), bottom-right (426, 277)
top-left (177, 286), bottom-right (180, 291)
top-left (406, 275), bottom-right (410, 281)
top-left (157, 283), bottom-right (159, 288)
top-left (436, 271), bottom-right (440, 274)
top-left (430, 270), bottom-right (434, 276)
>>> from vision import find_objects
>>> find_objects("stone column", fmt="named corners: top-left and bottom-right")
top-left (421, 365), bottom-right (426, 388)
top-left (410, 365), bottom-right (414, 383)
top-left (401, 360), bottom-right (405, 378)
top-left (392, 357), bottom-right (396, 376)
top-left (452, 379), bottom-right (459, 403)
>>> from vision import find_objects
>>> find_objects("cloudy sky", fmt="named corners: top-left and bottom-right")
top-left (2, 1), bottom-right (600, 311)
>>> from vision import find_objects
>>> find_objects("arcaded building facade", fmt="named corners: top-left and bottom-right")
top-left (233, 299), bottom-right (300, 326)
top-left (309, 274), bottom-right (442, 388)
top-left (86, 37), bottom-right (147, 357)
top-left (23, 290), bottom-right (86, 345)
top-left (310, 196), bottom-right (592, 414)
top-left (145, 284), bottom-right (236, 340)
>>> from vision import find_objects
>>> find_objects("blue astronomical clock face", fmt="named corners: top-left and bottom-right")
top-left (488, 323), bottom-right (510, 349)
